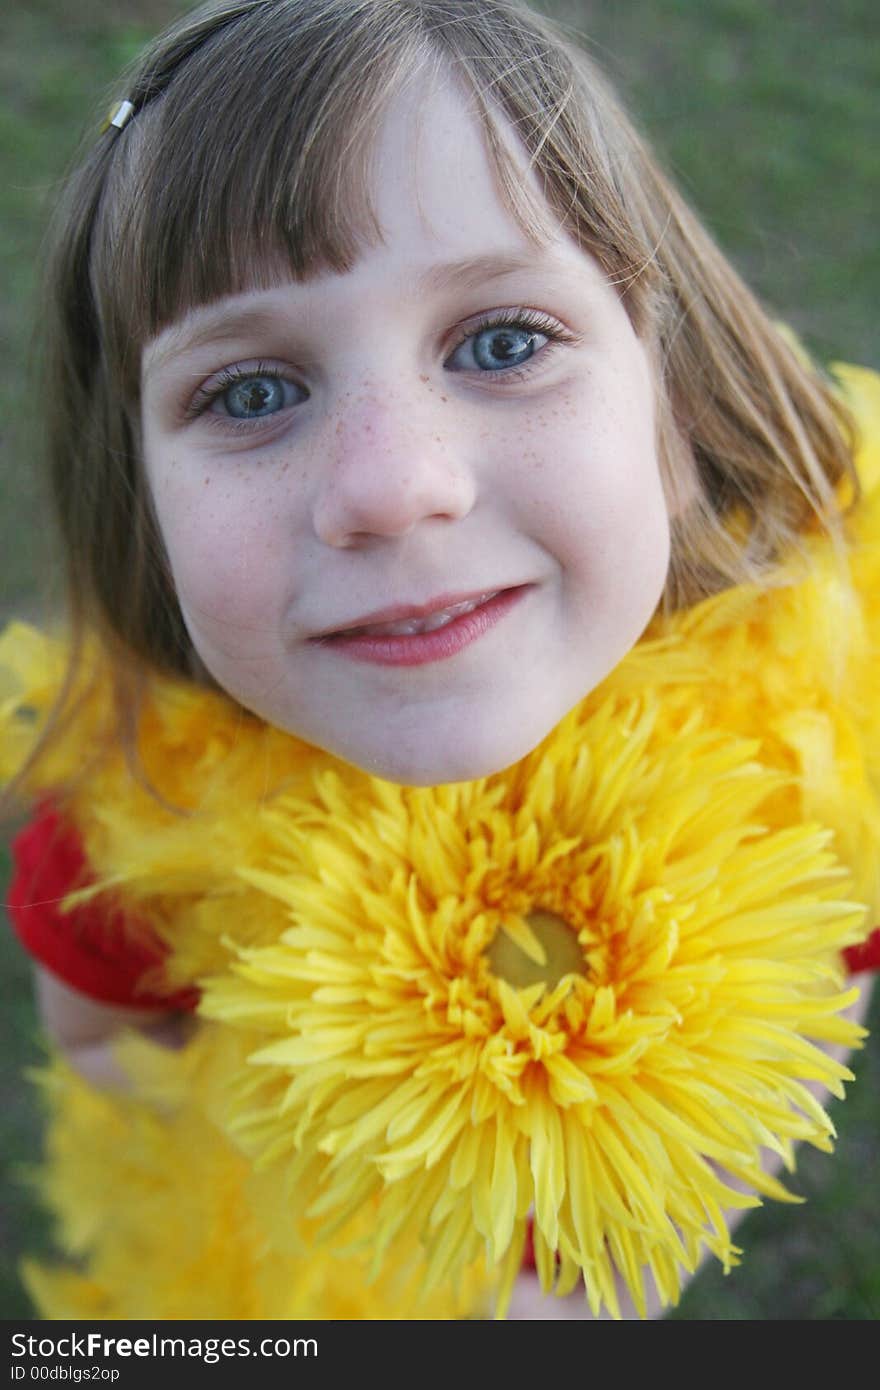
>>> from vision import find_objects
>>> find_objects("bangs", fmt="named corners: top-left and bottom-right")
top-left (85, 0), bottom-right (666, 403)
top-left (95, 4), bottom-right (432, 389)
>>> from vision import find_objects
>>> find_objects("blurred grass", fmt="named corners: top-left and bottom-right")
top-left (1, 0), bottom-right (878, 1320)
top-left (0, 0), bottom-right (184, 615)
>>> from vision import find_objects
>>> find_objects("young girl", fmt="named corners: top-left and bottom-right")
top-left (3, 0), bottom-right (878, 1320)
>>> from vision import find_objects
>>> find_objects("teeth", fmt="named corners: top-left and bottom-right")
top-left (339, 592), bottom-right (498, 640)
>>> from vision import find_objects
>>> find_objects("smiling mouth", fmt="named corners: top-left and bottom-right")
top-left (326, 591), bottom-right (502, 641)
top-left (310, 586), bottom-right (530, 667)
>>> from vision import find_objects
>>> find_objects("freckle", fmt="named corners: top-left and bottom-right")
top-left (203, 476), bottom-right (210, 486)
top-left (419, 374), bottom-right (429, 384)
top-left (440, 395), bottom-right (448, 403)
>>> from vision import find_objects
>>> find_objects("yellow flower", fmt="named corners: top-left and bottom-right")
top-left (202, 691), bottom-right (866, 1317)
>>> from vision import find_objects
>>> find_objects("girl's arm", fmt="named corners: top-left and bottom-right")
top-left (34, 965), bottom-right (194, 1088)
top-left (9, 806), bottom-right (198, 1086)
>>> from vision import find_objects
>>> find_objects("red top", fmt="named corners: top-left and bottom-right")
top-left (843, 930), bottom-right (880, 974)
top-left (6, 804), bottom-right (198, 1010)
top-left (6, 803), bottom-right (879, 1010)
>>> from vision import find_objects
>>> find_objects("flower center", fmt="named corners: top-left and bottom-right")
top-left (486, 910), bottom-right (587, 989)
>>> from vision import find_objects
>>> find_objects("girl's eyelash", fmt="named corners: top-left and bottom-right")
top-left (186, 360), bottom-right (283, 421)
top-left (187, 309), bottom-right (580, 427)
top-left (453, 306), bottom-right (574, 347)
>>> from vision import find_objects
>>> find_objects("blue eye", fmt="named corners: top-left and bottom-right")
top-left (448, 309), bottom-right (566, 379)
top-left (468, 325), bottom-right (541, 371)
top-left (220, 374), bottom-right (292, 419)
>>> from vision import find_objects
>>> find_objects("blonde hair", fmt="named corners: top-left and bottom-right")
top-left (31, 0), bottom-right (859, 700)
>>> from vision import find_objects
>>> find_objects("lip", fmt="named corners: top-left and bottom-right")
top-left (311, 585), bottom-right (531, 667)
top-left (314, 588), bottom-right (513, 637)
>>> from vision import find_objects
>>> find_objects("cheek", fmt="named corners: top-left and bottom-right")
top-left (149, 460), bottom-right (288, 629)
top-left (580, 393), bottom-right (671, 603)
top-left (511, 374), bottom-right (668, 563)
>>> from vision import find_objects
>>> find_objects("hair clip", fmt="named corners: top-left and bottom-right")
top-left (101, 99), bottom-right (135, 134)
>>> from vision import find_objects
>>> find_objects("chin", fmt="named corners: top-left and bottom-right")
top-left (334, 723), bottom-right (550, 788)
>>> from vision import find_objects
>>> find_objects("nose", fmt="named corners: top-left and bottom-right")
top-left (312, 388), bottom-right (477, 548)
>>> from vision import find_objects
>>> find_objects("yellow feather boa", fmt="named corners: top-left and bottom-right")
top-left (3, 362), bottom-right (879, 1319)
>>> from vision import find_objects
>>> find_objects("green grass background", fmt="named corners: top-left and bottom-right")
top-left (1, 0), bottom-right (878, 1319)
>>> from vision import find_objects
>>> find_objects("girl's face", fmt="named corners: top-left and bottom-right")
top-left (141, 75), bottom-right (672, 784)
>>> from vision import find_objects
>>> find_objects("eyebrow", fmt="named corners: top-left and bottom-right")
top-left (145, 308), bottom-right (301, 379)
top-left (144, 250), bottom-right (558, 378)
top-left (413, 251), bottom-right (549, 294)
